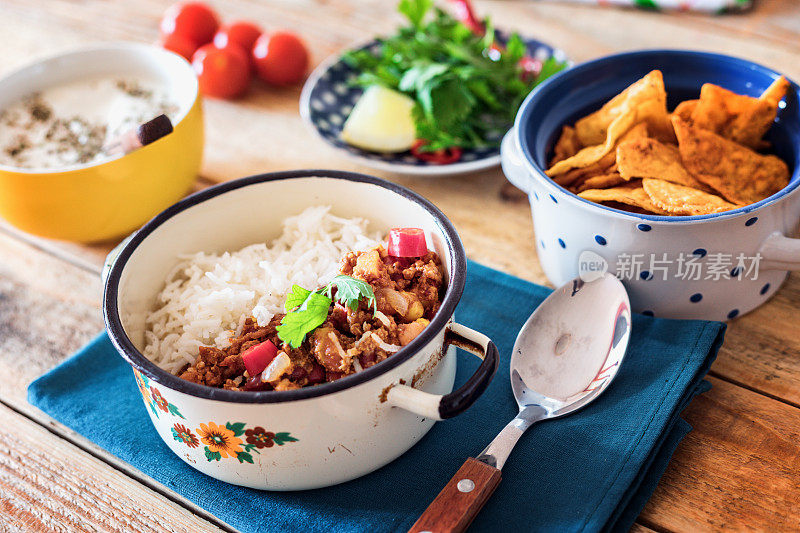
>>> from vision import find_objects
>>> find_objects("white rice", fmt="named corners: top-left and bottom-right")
top-left (143, 206), bottom-right (380, 374)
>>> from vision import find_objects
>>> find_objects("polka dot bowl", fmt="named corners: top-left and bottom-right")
top-left (300, 37), bottom-right (566, 177)
top-left (502, 50), bottom-right (800, 321)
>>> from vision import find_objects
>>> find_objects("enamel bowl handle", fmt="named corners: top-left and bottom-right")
top-left (386, 323), bottom-right (499, 421)
top-left (759, 231), bottom-right (800, 271)
top-left (500, 129), bottom-right (531, 195)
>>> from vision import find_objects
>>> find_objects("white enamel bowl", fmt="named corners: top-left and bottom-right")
top-left (102, 170), bottom-right (498, 490)
top-left (502, 50), bottom-right (800, 321)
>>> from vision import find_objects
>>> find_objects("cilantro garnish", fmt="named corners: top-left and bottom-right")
top-left (342, 0), bottom-right (568, 152)
top-left (276, 275), bottom-right (377, 348)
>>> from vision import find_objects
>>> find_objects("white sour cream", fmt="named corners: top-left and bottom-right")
top-left (0, 76), bottom-right (177, 170)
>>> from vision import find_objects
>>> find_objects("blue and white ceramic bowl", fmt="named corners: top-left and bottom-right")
top-left (502, 50), bottom-right (800, 321)
top-left (300, 38), bottom-right (566, 177)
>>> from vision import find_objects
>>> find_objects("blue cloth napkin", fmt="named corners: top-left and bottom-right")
top-left (28, 260), bottom-right (724, 532)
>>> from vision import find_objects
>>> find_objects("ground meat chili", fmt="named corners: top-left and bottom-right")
top-left (179, 243), bottom-right (444, 391)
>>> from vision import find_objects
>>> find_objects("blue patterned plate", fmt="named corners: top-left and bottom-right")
top-left (300, 37), bottom-right (567, 177)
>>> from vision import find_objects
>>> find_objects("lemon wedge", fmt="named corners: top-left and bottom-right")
top-left (341, 85), bottom-right (417, 153)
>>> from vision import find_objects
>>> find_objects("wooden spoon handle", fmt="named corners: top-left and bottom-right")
top-left (409, 458), bottom-right (502, 533)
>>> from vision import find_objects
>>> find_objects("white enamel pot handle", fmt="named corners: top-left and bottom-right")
top-left (385, 322), bottom-right (499, 421)
top-left (759, 231), bottom-right (800, 270)
top-left (500, 129), bottom-right (531, 195)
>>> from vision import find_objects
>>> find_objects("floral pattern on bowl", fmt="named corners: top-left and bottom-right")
top-left (135, 370), bottom-right (184, 419)
top-left (135, 370), bottom-right (299, 465)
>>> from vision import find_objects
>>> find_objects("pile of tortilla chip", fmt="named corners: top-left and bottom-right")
top-left (546, 70), bottom-right (791, 216)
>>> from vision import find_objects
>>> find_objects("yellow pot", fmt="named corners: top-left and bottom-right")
top-left (0, 43), bottom-right (203, 242)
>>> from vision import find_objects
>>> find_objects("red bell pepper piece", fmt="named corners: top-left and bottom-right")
top-left (241, 340), bottom-right (278, 377)
top-left (387, 227), bottom-right (429, 258)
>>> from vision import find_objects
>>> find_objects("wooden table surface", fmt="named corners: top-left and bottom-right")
top-left (2, 1), bottom-right (799, 531)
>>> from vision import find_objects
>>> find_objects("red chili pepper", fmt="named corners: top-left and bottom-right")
top-left (410, 139), bottom-right (463, 165)
top-left (448, 0), bottom-right (485, 35)
top-left (387, 227), bottom-right (428, 258)
top-left (448, 0), bottom-right (541, 80)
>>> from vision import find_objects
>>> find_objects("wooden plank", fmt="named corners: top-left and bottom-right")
top-left (0, 232), bottom-right (103, 407)
top-left (0, 403), bottom-right (223, 533)
top-left (640, 376), bottom-right (800, 531)
top-left (712, 273), bottom-right (800, 408)
top-left (0, 231), bottom-right (240, 531)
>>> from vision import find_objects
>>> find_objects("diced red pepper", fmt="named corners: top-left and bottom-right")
top-left (241, 340), bottom-right (278, 377)
top-left (410, 140), bottom-right (462, 165)
top-left (388, 228), bottom-right (428, 258)
top-left (449, 0), bottom-right (540, 80)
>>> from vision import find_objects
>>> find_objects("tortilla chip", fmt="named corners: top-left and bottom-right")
top-left (690, 81), bottom-right (782, 149)
top-left (642, 178), bottom-right (737, 216)
top-left (576, 172), bottom-right (627, 193)
top-left (574, 70), bottom-right (673, 146)
top-left (672, 99), bottom-right (697, 123)
top-left (578, 181), bottom-right (669, 214)
top-left (546, 109), bottom-right (638, 176)
top-left (550, 126), bottom-right (583, 166)
top-left (760, 76), bottom-right (790, 109)
top-left (672, 116), bottom-right (789, 205)
top-left (546, 117), bottom-right (649, 178)
top-left (616, 137), bottom-right (715, 192)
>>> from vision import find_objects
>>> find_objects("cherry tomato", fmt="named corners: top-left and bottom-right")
top-left (160, 2), bottom-right (220, 46)
top-left (192, 43), bottom-right (250, 99)
top-left (252, 32), bottom-right (309, 86)
top-left (160, 32), bottom-right (198, 61)
top-left (213, 21), bottom-right (262, 53)
top-left (410, 140), bottom-right (463, 165)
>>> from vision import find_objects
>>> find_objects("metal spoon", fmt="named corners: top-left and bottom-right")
top-left (410, 273), bottom-right (631, 533)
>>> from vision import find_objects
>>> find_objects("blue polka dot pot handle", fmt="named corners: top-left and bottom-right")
top-left (386, 323), bottom-right (498, 420)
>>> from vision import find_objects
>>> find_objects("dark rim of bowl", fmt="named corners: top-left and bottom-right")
top-left (515, 49), bottom-right (800, 222)
top-left (103, 169), bottom-right (467, 403)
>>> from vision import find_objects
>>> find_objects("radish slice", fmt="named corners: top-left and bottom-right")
top-left (387, 228), bottom-right (428, 258)
top-left (241, 340), bottom-right (277, 376)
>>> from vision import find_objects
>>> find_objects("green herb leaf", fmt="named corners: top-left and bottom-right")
top-left (276, 291), bottom-right (332, 348)
top-left (276, 275), bottom-right (377, 348)
top-left (325, 275), bottom-right (377, 312)
top-left (535, 56), bottom-right (567, 85)
top-left (398, 0), bottom-right (433, 28)
top-left (284, 284), bottom-right (313, 312)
